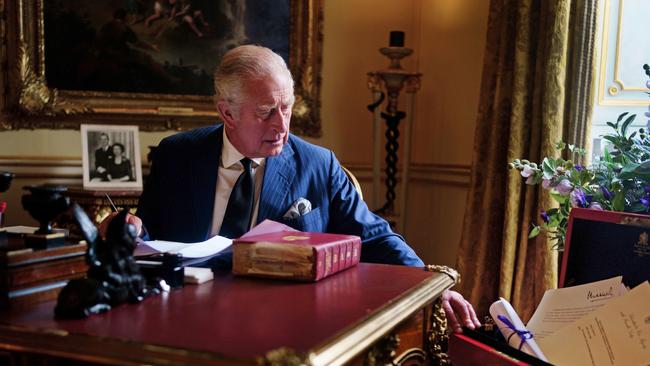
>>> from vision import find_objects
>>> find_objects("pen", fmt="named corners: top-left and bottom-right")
top-left (105, 193), bottom-right (118, 212)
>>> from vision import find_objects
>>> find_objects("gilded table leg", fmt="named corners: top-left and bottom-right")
top-left (364, 333), bottom-right (400, 366)
top-left (423, 265), bottom-right (460, 366)
top-left (426, 298), bottom-right (450, 365)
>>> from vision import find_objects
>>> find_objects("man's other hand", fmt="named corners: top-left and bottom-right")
top-left (441, 290), bottom-right (481, 333)
top-left (98, 212), bottom-right (143, 238)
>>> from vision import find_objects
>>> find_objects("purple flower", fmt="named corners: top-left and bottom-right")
top-left (645, 186), bottom-right (650, 195)
top-left (574, 165), bottom-right (584, 171)
top-left (588, 202), bottom-right (603, 210)
top-left (542, 178), bottom-right (553, 189)
top-left (555, 179), bottom-right (573, 196)
top-left (570, 188), bottom-right (588, 208)
top-left (642, 197), bottom-right (650, 207)
top-left (540, 210), bottom-right (550, 223)
top-left (600, 186), bottom-right (613, 200)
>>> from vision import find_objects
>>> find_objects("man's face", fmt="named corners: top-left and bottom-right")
top-left (221, 74), bottom-right (294, 158)
top-left (100, 135), bottom-right (109, 148)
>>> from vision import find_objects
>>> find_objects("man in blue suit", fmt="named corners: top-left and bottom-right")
top-left (120, 45), bottom-right (479, 332)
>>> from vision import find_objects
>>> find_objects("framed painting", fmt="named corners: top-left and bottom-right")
top-left (3, 0), bottom-right (322, 135)
top-left (81, 124), bottom-right (143, 189)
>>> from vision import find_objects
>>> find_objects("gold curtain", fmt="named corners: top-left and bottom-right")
top-left (456, 0), bottom-right (595, 321)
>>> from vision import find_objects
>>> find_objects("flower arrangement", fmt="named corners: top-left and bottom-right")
top-left (509, 66), bottom-right (650, 250)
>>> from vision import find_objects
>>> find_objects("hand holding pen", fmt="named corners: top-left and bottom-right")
top-left (98, 194), bottom-right (143, 238)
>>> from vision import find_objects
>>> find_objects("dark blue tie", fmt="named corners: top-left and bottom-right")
top-left (219, 158), bottom-right (254, 238)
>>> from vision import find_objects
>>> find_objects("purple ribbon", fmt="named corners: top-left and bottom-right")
top-left (497, 315), bottom-right (534, 351)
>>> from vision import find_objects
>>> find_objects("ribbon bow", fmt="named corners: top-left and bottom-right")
top-left (497, 315), bottom-right (534, 351)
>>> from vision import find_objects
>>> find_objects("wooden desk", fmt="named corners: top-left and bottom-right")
top-left (0, 263), bottom-right (456, 365)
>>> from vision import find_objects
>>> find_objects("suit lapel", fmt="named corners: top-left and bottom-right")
top-left (190, 126), bottom-right (222, 240)
top-left (258, 142), bottom-right (295, 222)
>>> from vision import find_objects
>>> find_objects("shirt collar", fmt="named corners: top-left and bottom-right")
top-left (222, 129), bottom-right (265, 169)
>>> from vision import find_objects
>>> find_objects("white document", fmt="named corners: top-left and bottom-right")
top-left (489, 298), bottom-right (548, 361)
top-left (527, 276), bottom-right (625, 341)
top-left (0, 225), bottom-right (67, 235)
top-left (137, 235), bottom-right (232, 258)
top-left (0, 225), bottom-right (38, 234)
top-left (538, 282), bottom-right (650, 366)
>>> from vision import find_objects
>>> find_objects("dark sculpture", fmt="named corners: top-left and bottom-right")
top-left (20, 185), bottom-right (70, 249)
top-left (55, 204), bottom-right (160, 319)
top-left (21, 185), bottom-right (70, 235)
top-left (0, 171), bottom-right (13, 193)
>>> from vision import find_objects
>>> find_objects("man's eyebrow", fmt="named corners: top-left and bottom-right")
top-left (256, 103), bottom-right (275, 111)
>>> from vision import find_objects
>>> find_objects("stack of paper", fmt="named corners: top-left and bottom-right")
top-left (491, 277), bottom-right (650, 365)
top-left (135, 235), bottom-right (232, 258)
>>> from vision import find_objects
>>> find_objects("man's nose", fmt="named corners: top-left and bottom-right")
top-left (270, 110), bottom-right (289, 132)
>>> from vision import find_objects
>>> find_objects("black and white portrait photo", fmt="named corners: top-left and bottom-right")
top-left (81, 125), bottom-right (143, 189)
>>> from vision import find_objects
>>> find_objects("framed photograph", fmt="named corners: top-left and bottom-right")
top-left (3, 0), bottom-right (322, 136)
top-left (81, 124), bottom-right (143, 190)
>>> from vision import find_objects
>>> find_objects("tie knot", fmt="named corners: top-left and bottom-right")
top-left (240, 158), bottom-right (252, 170)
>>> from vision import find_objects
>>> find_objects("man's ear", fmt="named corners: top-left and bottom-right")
top-left (216, 100), bottom-right (237, 129)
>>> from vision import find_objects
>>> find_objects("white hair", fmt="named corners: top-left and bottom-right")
top-left (214, 45), bottom-right (294, 106)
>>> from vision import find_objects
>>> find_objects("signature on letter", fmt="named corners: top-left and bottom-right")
top-left (587, 286), bottom-right (614, 302)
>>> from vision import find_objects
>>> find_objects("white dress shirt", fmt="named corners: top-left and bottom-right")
top-left (209, 130), bottom-right (265, 238)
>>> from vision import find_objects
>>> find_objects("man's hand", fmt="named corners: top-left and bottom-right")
top-left (441, 290), bottom-right (481, 333)
top-left (98, 211), bottom-right (143, 238)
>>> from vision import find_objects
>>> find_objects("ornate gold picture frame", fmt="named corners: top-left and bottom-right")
top-left (2, 0), bottom-right (322, 135)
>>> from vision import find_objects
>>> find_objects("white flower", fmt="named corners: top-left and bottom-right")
top-left (589, 202), bottom-right (604, 210)
top-left (520, 165), bottom-right (535, 178)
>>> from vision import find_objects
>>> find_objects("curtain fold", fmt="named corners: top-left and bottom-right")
top-left (456, 0), bottom-right (595, 321)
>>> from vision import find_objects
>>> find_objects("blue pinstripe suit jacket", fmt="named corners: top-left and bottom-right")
top-left (137, 125), bottom-right (424, 267)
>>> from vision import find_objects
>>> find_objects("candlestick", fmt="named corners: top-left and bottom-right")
top-left (389, 31), bottom-right (405, 47)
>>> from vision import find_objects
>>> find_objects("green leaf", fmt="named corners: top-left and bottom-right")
top-left (542, 158), bottom-right (555, 179)
top-left (607, 122), bottom-right (616, 129)
top-left (619, 160), bottom-right (650, 180)
top-left (550, 190), bottom-right (568, 204)
top-left (529, 226), bottom-right (541, 238)
top-left (617, 112), bottom-right (629, 123)
top-left (601, 135), bottom-right (619, 145)
top-left (621, 113), bottom-right (636, 135)
top-left (633, 160), bottom-right (650, 174)
top-left (612, 189), bottom-right (626, 211)
top-left (603, 148), bottom-right (613, 163)
top-left (628, 202), bottom-right (648, 213)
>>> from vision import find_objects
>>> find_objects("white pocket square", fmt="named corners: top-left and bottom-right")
top-left (283, 198), bottom-right (312, 219)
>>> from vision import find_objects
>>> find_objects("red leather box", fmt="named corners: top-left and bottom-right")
top-left (448, 330), bottom-right (552, 366)
top-left (560, 207), bottom-right (650, 288)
